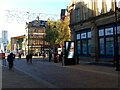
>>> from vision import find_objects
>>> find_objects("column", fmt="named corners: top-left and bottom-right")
top-left (102, 0), bottom-right (107, 13)
top-left (90, 20), bottom-right (99, 61)
top-left (111, 0), bottom-right (115, 11)
top-left (70, 27), bottom-right (76, 41)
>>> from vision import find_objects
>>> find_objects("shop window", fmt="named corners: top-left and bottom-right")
top-left (88, 32), bottom-right (91, 38)
top-left (81, 33), bottom-right (86, 39)
top-left (99, 29), bottom-right (104, 36)
top-left (81, 40), bottom-right (87, 54)
top-left (105, 28), bottom-right (113, 36)
top-left (118, 36), bottom-right (120, 55)
top-left (88, 39), bottom-right (91, 55)
top-left (77, 41), bottom-right (81, 54)
top-left (99, 38), bottom-right (105, 55)
top-left (106, 37), bottom-right (114, 56)
top-left (76, 33), bottom-right (80, 40)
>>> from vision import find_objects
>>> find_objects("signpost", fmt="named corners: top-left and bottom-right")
top-left (64, 41), bottom-right (76, 65)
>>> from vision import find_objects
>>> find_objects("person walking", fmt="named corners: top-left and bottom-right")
top-left (26, 54), bottom-right (29, 63)
top-left (18, 53), bottom-right (21, 60)
top-left (49, 49), bottom-right (52, 62)
top-left (29, 53), bottom-right (33, 63)
top-left (2, 52), bottom-right (6, 66)
top-left (7, 53), bottom-right (15, 69)
top-left (54, 48), bottom-right (58, 63)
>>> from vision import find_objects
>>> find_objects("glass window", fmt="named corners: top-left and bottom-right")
top-left (99, 29), bottom-right (104, 36)
top-left (106, 37), bottom-right (114, 55)
top-left (81, 33), bottom-right (86, 39)
top-left (84, 4), bottom-right (88, 20)
top-left (76, 9), bottom-right (80, 22)
top-left (88, 39), bottom-right (91, 54)
top-left (88, 32), bottom-right (91, 38)
top-left (115, 26), bottom-right (120, 34)
top-left (81, 40), bottom-right (87, 54)
top-left (77, 41), bottom-right (81, 54)
top-left (118, 36), bottom-right (120, 55)
top-left (105, 28), bottom-right (113, 35)
top-left (76, 33), bottom-right (80, 40)
top-left (99, 38), bottom-right (105, 55)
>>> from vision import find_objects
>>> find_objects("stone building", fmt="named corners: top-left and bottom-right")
top-left (25, 19), bottom-right (49, 55)
top-left (67, 0), bottom-right (120, 62)
top-left (11, 35), bottom-right (25, 54)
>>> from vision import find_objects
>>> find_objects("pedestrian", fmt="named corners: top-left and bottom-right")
top-left (49, 49), bottom-right (52, 62)
top-left (18, 53), bottom-right (21, 59)
top-left (2, 53), bottom-right (6, 66)
top-left (59, 51), bottom-right (63, 62)
top-left (7, 52), bottom-right (15, 69)
top-left (26, 54), bottom-right (29, 63)
top-left (43, 52), bottom-right (45, 59)
top-left (29, 53), bottom-right (33, 63)
top-left (54, 48), bottom-right (58, 63)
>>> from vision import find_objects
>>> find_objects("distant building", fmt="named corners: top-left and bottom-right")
top-left (25, 18), bottom-right (49, 55)
top-left (0, 38), bottom-right (2, 45)
top-left (2, 30), bottom-right (8, 52)
top-left (11, 35), bottom-right (25, 54)
top-left (0, 38), bottom-right (3, 52)
top-left (60, 9), bottom-right (66, 21)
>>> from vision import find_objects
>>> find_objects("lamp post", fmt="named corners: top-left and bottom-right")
top-left (114, 0), bottom-right (119, 71)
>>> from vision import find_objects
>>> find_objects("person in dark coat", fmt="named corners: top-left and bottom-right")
top-left (26, 54), bottom-right (29, 63)
top-left (49, 49), bottom-right (52, 62)
top-left (54, 48), bottom-right (58, 63)
top-left (29, 53), bottom-right (33, 63)
top-left (18, 53), bottom-right (21, 59)
top-left (7, 53), bottom-right (15, 69)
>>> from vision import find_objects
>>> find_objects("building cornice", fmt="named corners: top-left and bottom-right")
top-left (69, 11), bottom-right (118, 27)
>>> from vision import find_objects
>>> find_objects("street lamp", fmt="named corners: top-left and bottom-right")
top-left (114, 0), bottom-right (120, 71)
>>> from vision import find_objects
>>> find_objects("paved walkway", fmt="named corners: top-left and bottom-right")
top-left (1, 57), bottom-right (120, 89)
top-left (2, 66), bottom-right (49, 88)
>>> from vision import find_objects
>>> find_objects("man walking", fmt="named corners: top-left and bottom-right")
top-left (49, 49), bottom-right (52, 62)
top-left (7, 53), bottom-right (15, 69)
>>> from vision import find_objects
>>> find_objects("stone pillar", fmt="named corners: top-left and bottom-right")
top-left (102, 0), bottom-right (107, 13)
top-left (70, 27), bottom-right (76, 41)
top-left (90, 20), bottom-right (99, 61)
top-left (111, 0), bottom-right (115, 11)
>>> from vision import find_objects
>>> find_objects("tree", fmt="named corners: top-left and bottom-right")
top-left (44, 18), bottom-right (70, 48)
top-left (56, 17), bottom-right (71, 47)
top-left (44, 20), bottom-right (59, 47)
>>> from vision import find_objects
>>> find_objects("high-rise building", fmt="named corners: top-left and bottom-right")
top-left (2, 30), bottom-right (8, 52)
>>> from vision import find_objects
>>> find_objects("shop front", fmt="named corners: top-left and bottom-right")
top-left (75, 23), bottom-right (120, 62)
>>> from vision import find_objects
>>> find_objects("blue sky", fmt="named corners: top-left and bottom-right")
top-left (0, 0), bottom-right (120, 40)
top-left (0, 0), bottom-right (70, 14)
top-left (0, 0), bottom-right (70, 39)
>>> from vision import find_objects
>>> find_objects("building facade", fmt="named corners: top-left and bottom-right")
top-left (2, 30), bottom-right (8, 52)
top-left (25, 19), bottom-right (49, 55)
top-left (67, 0), bottom-right (120, 61)
top-left (11, 35), bottom-right (25, 54)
